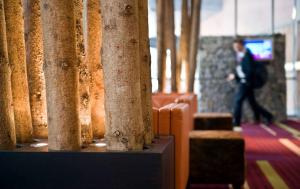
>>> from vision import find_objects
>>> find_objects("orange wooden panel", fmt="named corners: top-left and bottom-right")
top-left (152, 107), bottom-right (159, 136)
top-left (176, 94), bottom-right (198, 130)
top-left (158, 103), bottom-right (177, 135)
top-left (170, 103), bottom-right (190, 189)
top-left (152, 93), bottom-right (181, 108)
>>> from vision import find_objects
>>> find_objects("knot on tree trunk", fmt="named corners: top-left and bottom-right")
top-left (119, 5), bottom-right (133, 17)
top-left (42, 3), bottom-right (49, 10)
top-left (80, 92), bottom-right (90, 108)
top-left (104, 19), bottom-right (117, 31)
top-left (59, 60), bottom-right (70, 70)
top-left (129, 38), bottom-right (138, 45)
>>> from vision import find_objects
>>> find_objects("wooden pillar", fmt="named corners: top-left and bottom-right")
top-left (188, 0), bottom-right (201, 92)
top-left (41, 0), bottom-right (80, 150)
top-left (156, 0), bottom-right (165, 92)
top-left (164, 0), bottom-right (177, 92)
top-left (139, 0), bottom-right (153, 144)
top-left (3, 0), bottom-right (33, 143)
top-left (178, 0), bottom-right (191, 92)
top-left (87, 0), bottom-right (105, 139)
top-left (24, 0), bottom-right (48, 139)
top-left (0, 0), bottom-right (16, 150)
top-left (157, 0), bottom-right (177, 92)
top-left (101, 0), bottom-right (144, 151)
top-left (75, 0), bottom-right (92, 144)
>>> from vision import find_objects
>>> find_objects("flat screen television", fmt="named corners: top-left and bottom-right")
top-left (244, 38), bottom-right (273, 61)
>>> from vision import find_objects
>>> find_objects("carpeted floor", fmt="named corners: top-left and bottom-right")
top-left (191, 121), bottom-right (300, 189)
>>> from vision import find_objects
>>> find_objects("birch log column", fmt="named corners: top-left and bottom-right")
top-left (24, 0), bottom-right (48, 139)
top-left (3, 0), bottom-right (33, 143)
top-left (0, 0), bottom-right (16, 150)
top-left (101, 0), bottom-right (144, 151)
top-left (164, 0), bottom-right (177, 92)
top-left (156, 0), bottom-right (177, 92)
top-left (75, 0), bottom-right (92, 144)
top-left (156, 0), bottom-right (166, 92)
top-left (139, 0), bottom-right (153, 145)
top-left (188, 0), bottom-right (201, 92)
top-left (178, 0), bottom-right (191, 91)
top-left (41, 0), bottom-right (80, 150)
top-left (87, 0), bottom-right (105, 139)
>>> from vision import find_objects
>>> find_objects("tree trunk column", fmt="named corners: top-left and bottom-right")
top-left (164, 0), bottom-right (177, 92)
top-left (41, 0), bottom-right (80, 151)
top-left (87, 0), bottom-right (105, 139)
top-left (75, 0), bottom-right (92, 144)
top-left (178, 0), bottom-right (191, 92)
top-left (24, 0), bottom-right (48, 139)
top-left (101, 0), bottom-right (144, 151)
top-left (156, 0), bottom-right (165, 92)
top-left (188, 0), bottom-right (201, 92)
top-left (139, 0), bottom-right (153, 144)
top-left (0, 0), bottom-right (16, 150)
top-left (3, 0), bottom-right (33, 143)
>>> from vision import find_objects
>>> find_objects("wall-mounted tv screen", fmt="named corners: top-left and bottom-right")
top-left (244, 39), bottom-right (273, 61)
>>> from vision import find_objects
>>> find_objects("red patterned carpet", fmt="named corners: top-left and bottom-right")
top-left (191, 120), bottom-right (300, 189)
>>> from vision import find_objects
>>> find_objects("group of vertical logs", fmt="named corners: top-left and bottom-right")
top-left (157, 0), bottom-right (202, 93)
top-left (39, 0), bottom-right (107, 150)
top-left (101, 0), bottom-right (153, 151)
top-left (0, 0), bottom-right (47, 149)
top-left (4, 0), bottom-right (33, 143)
top-left (0, 0), bottom-right (153, 151)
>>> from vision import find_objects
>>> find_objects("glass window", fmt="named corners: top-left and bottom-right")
top-left (201, 0), bottom-right (235, 36)
top-left (237, 0), bottom-right (272, 35)
top-left (274, 0), bottom-right (294, 62)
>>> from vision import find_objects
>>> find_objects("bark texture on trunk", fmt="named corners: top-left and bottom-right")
top-left (188, 0), bottom-right (201, 92)
top-left (139, 0), bottom-right (153, 144)
top-left (24, 0), bottom-right (48, 139)
top-left (101, 0), bottom-right (144, 151)
top-left (41, 0), bottom-right (80, 151)
top-left (164, 0), bottom-right (177, 92)
top-left (0, 0), bottom-right (16, 150)
top-left (87, 0), bottom-right (105, 139)
top-left (75, 0), bottom-right (92, 144)
top-left (156, 0), bottom-right (165, 92)
top-left (178, 0), bottom-right (191, 92)
top-left (3, 0), bottom-right (33, 143)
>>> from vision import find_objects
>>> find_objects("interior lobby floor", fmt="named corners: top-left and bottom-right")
top-left (191, 120), bottom-right (300, 189)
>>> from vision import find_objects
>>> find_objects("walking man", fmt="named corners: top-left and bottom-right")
top-left (228, 38), bottom-right (274, 128)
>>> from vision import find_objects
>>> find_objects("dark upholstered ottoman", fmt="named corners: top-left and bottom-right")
top-left (194, 113), bottom-right (233, 130)
top-left (189, 131), bottom-right (245, 189)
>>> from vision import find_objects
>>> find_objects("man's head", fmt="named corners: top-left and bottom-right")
top-left (233, 38), bottom-right (245, 53)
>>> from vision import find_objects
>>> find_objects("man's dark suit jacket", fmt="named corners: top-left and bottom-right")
top-left (235, 48), bottom-right (256, 86)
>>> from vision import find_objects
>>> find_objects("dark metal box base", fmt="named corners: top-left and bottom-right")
top-left (0, 136), bottom-right (174, 189)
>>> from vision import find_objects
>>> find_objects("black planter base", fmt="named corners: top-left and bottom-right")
top-left (0, 136), bottom-right (174, 189)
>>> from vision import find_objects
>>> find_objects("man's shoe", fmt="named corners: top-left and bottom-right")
top-left (266, 115), bottom-right (274, 126)
top-left (233, 126), bottom-right (243, 132)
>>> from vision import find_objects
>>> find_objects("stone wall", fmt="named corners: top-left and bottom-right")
top-left (198, 35), bottom-right (287, 121)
